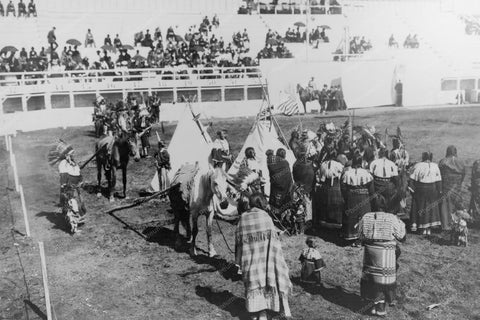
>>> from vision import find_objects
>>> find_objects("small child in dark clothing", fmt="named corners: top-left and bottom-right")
top-left (299, 237), bottom-right (325, 286)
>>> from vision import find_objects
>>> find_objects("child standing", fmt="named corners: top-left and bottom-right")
top-left (299, 237), bottom-right (325, 286)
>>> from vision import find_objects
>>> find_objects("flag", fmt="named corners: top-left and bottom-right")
top-left (277, 95), bottom-right (299, 116)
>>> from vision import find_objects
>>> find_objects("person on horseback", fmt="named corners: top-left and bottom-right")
top-left (307, 76), bottom-right (317, 96)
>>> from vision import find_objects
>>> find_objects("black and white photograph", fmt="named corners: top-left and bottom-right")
top-left (1, 0), bottom-right (479, 319)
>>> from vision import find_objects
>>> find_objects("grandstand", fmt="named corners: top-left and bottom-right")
top-left (1, 0), bottom-right (480, 133)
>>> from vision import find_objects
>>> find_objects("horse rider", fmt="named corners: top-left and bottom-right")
top-left (307, 76), bottom-right (317, 96)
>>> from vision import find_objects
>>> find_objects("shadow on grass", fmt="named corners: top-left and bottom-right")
top-left (24, 299), bottom-right (47, 320)
top-left (305, 227), bottom-right (349, 247)
top-left (292, 277), bottom-right (368, 314)
top-left (36, 211), bottom-right (71, 234)
top-left (195, 286), bottom-right (249, 320)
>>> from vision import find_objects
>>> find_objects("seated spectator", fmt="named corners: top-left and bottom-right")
top-left (39, 47), bottom-right (47, 59)
top-left (27, 0), bottom-right (36, 17)
top-left (29, 47), bottom-right (37, 59)
top-left (389, 34), bottom-right (398, 48)
top-left (212, 14), bottom-right (220, 28)
top-left (0, 1), bottom-right (4, 16)
top-left (142, 29), bottom-right (153, 47)
top-left (6, 0), bottom-right (15, 16)
top-left (18, 0), bottom-right (26, 17)
top-left (85, 29), bottom-right (96, 48)
top-left (403, 34), bottom-right (411, 48)
top-left (154, 27), bottom-right (162, 41)
top-left (113, 34), bottom-right (122, 48)
top-left (104, 34), bottom-right (112, 46)
top-left (19, 48), bottom-right (28, 59)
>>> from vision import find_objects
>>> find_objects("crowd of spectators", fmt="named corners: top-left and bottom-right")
top-left (0, 0), bottom-right (36, 17)
top-left (257, 29), bottom-right (293, 59)
top-left (461, 16), bottom-right (480, 36)
top-left (349, 36), bottom-right (372, 54)
top-left (238, 0), bottom-right (342, 15)
top-left (284, 26), bottom-right (306, 43)
top-left (0, 15), bottom-right (264, 73)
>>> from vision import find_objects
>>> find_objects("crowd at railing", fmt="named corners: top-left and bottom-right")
top-left (257, 29), bottom-right (294, 59)
top-left (0, 0), bottom-right (36, 17)
top-left (0, 14), bottom-right (270, 75)
top-left (238, 0), bottom-right (342, 15)
top-left (0, 66), bottom-right (263, 88)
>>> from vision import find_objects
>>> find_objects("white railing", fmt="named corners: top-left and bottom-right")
top-left (0, 66), bottom-right (262, 88)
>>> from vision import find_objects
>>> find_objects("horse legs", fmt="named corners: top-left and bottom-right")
top-left (173, 214), bottom-right (182, 250)
top-left (96, 159), bottom-right (102, 198)
top-left (190, 214), bottom-right (199, 256)
top-left (107, 167), bottom-right (115, 202)
top-left (121, 165), bottom-right (127, 198)
top-left (206, 211), bottom-right (217, 257)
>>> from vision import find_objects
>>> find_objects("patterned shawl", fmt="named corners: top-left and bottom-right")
top-left (235, 208), bottom-right (292, 297)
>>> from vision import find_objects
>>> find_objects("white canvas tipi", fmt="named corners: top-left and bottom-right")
top-left (228, 118), bottom-right (296, 196)
top-left (149, 104), bottom-right (212, 192)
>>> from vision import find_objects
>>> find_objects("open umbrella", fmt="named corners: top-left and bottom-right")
top-left (121, 44), bottom-right (134, 50)
top-left (66, 39), bottom-right (82, 46)
top-left (294, 21), bottom-right (306, 27)
top-left (318, 25), bottom-right (331, 29)
top-left (0, 46), bottom-right (18, 54)
top-left (133, 54), bottom-right (146, 62)
top-left (101, 45), bottom-right (116, 52)
top-left (174, 35), bottom-right (184, 42)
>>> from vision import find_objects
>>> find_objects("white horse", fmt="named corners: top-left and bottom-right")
top-left (168, 163), bottom-right (231, 257)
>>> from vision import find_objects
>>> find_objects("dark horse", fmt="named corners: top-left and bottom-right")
top-left (297, 84), bottom-right (320, 114)
top-left (95, 133), bottom-right (140, 201)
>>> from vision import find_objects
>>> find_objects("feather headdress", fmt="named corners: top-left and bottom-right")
top-left (47, 139), bottom-right (74, 166)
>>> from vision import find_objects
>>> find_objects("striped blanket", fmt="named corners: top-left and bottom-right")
top-left (235, 207), bottom-right (292, 313)
top-left (358, 212), bottom-right (406, 242)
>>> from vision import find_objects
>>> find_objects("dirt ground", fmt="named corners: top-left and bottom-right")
top-left (1, 105), bottom-right (480, 320)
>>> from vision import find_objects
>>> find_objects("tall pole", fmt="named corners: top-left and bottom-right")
top-left (305, 0), bottom-right (310, 62)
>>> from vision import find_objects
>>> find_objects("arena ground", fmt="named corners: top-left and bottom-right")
top-left (1, 105), bottom-right (480, 320)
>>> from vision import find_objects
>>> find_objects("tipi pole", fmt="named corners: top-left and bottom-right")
top-left (184, 95), bottom-right (209, 144)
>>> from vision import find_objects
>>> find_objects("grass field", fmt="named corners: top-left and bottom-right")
top-left (1, 105), bottom-right (480, 320)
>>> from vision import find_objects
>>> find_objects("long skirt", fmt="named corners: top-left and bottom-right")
top-left (373, 178), bottom-right (397, 213)
top-left (343, 187), bottom-right (371, 240)
top-left (410, 182), bottom-right (441, 230)
top-left (439, 173), bottom-right (463, 230)
top-left (317, 179), bottom-right (343, 229)
top-left (158, 168), bottom-right (170, 191)
top-left (360, 241), bottom-right (398, 304)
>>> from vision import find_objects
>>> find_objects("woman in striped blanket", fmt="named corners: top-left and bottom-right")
top-left (235, 193), bottom-right (292, 320)
top-left (358, 200), bottom-right (406, 317)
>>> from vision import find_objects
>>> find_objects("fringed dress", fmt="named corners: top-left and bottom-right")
top-left (358, 212), bottom-right (406, 304)
top-left (341, 168), bottom-right (375, 240)
top-left (316, 160), bottom-right (344, 229)
top-left (438, 156), bottom-right (465, 230)
top-left (409, 162), bottom-right (442, 231)
top-left (235, 208), bottom-right (292, 314)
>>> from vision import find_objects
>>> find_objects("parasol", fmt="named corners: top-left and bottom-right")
top-left (66, 39), bottom-right (82, 46)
